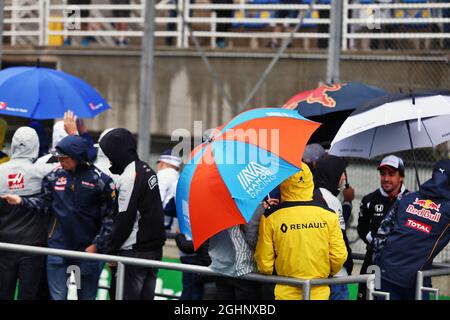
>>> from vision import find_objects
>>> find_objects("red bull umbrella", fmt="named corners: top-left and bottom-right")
top-left (282, 82), bottom-right (388, 144)
top-left (176, 108), bottom-right (320, 249)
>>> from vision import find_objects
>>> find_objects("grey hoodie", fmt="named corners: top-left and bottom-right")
top-left (0, 127), bottom-right (55, 196)
top-left (0, 127), bottom-right (56, 246)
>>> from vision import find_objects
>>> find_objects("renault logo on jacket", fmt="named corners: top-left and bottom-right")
top-left (280, 222), bottom-right (327, 233)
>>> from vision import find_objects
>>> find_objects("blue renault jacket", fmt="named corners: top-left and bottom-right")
top-left (373, 167), bottom-right (450, 288)
top-left (21, 135), bottom-right (116, 253)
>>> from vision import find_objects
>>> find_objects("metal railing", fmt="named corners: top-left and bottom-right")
top-left (0, 241), bottom-right (383, 300)
top-left (416, 267), bottom-right (450, 300)
top-left (2, 0), bottom-right (449, 49)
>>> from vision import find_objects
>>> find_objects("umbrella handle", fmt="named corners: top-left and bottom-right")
top-left (264, 199), bottom-right (272, 209)
top-left (344, 169), bottom-right (350, 188)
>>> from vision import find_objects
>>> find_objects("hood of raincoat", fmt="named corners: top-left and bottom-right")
top-left (99, 128), bottom-right (139, 175)
top-left (419, 159), bottom-right (450, 201)
top-left (11, 126), bottom-right (39, 161)
top-left (54, 135), bottom-right (89, 165)
top-left (52, 121), bottom-right (68, 151)
top-left (314, 154), bottom-right (347, 197)
top-left (280, 162), bottom-right (314, 202)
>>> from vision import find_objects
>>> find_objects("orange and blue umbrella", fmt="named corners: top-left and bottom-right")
top-left (176, 108), bottom-right (320, 249)
top-left (0, 66), bottom-right (109, 119)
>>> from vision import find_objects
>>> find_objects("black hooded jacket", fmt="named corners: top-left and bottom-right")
top-left (314, 155), bottom-right (347, 197)
top-left (99, 128), bottom-right (166, 253)
top-left (313, 155), bottom-right (353, 274)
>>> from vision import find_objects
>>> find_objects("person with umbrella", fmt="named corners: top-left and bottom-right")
top-left (255, 163), bottom-right (348, 300)
top-left (373, 159), bottom-right (450, 300)
top-left (356, 155), bottom-right (409, 300)
top-left (1, 135), bottom-right (116, 300)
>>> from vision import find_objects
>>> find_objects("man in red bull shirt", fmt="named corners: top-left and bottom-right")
top-left (373, 159), bottom-right (450, 300)
top-left (356, 155), bottom-right (408, 299)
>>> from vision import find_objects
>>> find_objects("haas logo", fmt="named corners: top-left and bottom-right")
top-left (0, 101), bottom-right (7, 110)
top-left (8, 173), bottom-right (24, 190)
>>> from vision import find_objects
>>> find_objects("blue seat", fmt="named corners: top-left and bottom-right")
top-left (398, 0), bottom-right (429, 29)
top-left (234, 0), bottom-right (279, 29)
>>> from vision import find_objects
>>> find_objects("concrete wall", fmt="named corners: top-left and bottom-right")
top-left (3, 48), bottom-right (449, 140)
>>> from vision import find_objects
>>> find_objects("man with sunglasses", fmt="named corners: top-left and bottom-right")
top-left (356, 155), bottom-right (408, 300)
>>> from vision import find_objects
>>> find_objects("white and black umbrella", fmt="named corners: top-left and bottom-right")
top-left (329, 90), bottom-right (450, 187)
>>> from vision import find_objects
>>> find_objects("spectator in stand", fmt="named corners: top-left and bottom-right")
top-left (357, 155), bottom-right (408, 300)
top-left (166, 0), bottom-right (196, 46)
top-left (212, 0), bottom-right (234, 48)
top-left (65, 0), bottom-right (95, 47)
top-left (317, 0), bottom-right (331, 49)
top-left (111, 0), bottom-right (131, 47)
top-left (369, 0), bottom-right (396, 50)
top-left (269, 0), bottom-right (301, 48)
top-left (373, 159), bottom-right (450, 300)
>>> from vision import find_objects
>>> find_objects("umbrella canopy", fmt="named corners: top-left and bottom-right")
top-left (0, 67), bottom-right (110, 119)
top-left (176, 108), bottom-right (320, 249)
top-left (329, 90), bottom-right (450, 158)
top-left (282, 82), bottom-right (388, 144)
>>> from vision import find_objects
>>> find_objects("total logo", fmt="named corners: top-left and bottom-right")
top-left (0, 101), bottom-right (7, 110)
top-left (237, 162), bottom-right (276, 199)
top-left (405, 218), bottom-right (431, 234)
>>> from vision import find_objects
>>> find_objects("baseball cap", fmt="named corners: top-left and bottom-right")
top-left (157, 149), bottom-right (182, 169)
top-left (378, 155), bottom-right (405, 177)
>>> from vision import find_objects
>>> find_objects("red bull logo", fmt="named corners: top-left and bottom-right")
top-left (0, 101), bottom-right (7, 110)
top-left (407, 198), bottom-right (442, 223)
top-left (413, 198), bottom-right (441, 211)
top-left (295, 83), bottom-right (346, 108)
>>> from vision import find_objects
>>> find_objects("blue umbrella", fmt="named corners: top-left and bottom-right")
top-left (0, 67), bottom-right (110, 119)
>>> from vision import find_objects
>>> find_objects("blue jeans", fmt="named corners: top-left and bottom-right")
top-left (329, 284), bottom-right (349, 300)
top-left (47, 255), bottom-right (103, 300)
